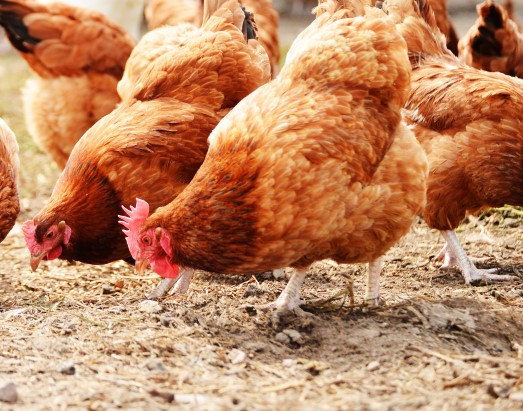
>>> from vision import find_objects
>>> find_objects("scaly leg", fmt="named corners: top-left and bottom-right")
top-left (147, 268), bottom-right (195, 300)
top-left (365, 257), bottom-right (383, 307)
top-left (435, 243), bottom-right (491, 268)
top-left (439, 231), bottom-right (516, 284)
top-left (255, 269), bottom-right (308, 315)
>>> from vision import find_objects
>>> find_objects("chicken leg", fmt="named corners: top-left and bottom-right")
top-left (147, 267), bottom-right (195, 299)
top-left (249, 268), bottom-right (308, 316)
top-left (365, 257), bottom-right (383, 307)
top-left (437, 230), bottom-right (517, 284)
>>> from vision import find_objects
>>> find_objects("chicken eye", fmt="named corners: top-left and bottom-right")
top-left (141, 236), bottom-right (151, 245)
top-left (46, 231), bottom-right (54, 239)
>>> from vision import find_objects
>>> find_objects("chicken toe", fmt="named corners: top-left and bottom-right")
top-left (439, 231), bottom-right (517, 284)
top-left (435, 243), bottom-right (492, 268)
top-left (247, 269), bottom-right (309, 317)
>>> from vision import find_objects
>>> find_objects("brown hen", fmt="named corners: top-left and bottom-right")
top-left (0, 0), bottom-right (135, 169)
top-left (384, 0), bottom-right (523, 283)
top-left (122, 0), bottom-right (428, 313)
top-left (458, 0), bottom-right (523, 78)
top-left (0, 119), bottom-right (20, 244)
top-left (22, 0), bottom-right (270, 292)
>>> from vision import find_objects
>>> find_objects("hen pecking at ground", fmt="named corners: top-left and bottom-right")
top-left (122, 0), bottom-right (428, 314)
top-left (384, 0), bottom-right (523, 284)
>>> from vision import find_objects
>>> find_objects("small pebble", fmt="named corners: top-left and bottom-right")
top-left (2, 308), bottom-right (26, 320)
top-left (114, 279), bottom-right (125, 289)
top-left (108, 306), bottom-right (127, 314)
top-left (149, 389), bottom-right (174, 403)
top-left (139, 300), bottom-right (163, 314)
top-left (146, 359), bottom-right (167, 372)
top-left (0, 382), bottom-right (18, 403)
top-left (59, 361), bottom-right (76, 375)
top-left (60, 322), bottom-right (77, 335)
top-left (102, 284), bottom-right (116, 295)
top-left (228, 349), bottom-right (246, 365)
top-left (243, 283), bottom-right (264, 297)
top-left (509, 391), bottom-right (523, 402)
top-left (243, 341), bottom-right (267, 353)
top-left (282, 359), bottom-right (297, 367)
top-left (283, 329), bottom-right (304, 345)
top-left (160, 316), bottom-right (176, 327)
top-left (367, 361), bottom-right (380, 371)
top-left (275, 332), bottom-right (290, 345)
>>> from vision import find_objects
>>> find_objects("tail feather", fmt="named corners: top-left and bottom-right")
top-left (472, 1), bottom-right (510, 56)
top-left (202, 0), bottom-right (259, 42)
top-left (0, 1), bottom-right (40, 53)
top-left (458, 0), bottom-right (523, 77)
top-left (382, 0), bottom-right (455, 64)
top-left (240, 5), bottom-right (257, 41)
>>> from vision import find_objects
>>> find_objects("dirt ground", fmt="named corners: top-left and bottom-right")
top-left (1, 8), bottom-right (523, 411)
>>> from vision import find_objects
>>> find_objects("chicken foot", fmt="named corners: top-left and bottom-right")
top-left (147, 267), bottom-right (195, 300)
top-left (249, 268), bottom-right (309, 316)
top-left (365, 257), bottom-right (383, 307)
top-left (437, 231), bottom-right (517, 284)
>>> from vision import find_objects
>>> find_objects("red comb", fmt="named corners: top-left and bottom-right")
top-left (118, 198), bottom-right (150, 260)
top-left (22, 220), bottom-right (38, 252)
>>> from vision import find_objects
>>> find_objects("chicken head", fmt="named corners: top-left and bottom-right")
top-left (22, 219), bottom-right (72, 271)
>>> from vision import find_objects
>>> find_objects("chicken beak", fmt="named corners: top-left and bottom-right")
top-left (30, 251), bottom-right (46, 272)
top-left (135, 259), bottom-right (149, 276)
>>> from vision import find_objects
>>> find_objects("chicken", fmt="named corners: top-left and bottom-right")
top-left (458, 0), bottom-right (523, 78)
top-left (0, 0), bottom-right (135, 169)
top-left (37, 0), bottom-right (146, 39)
top-left (144, 0), bottom-right (280, 76)
top-left (383, 0), bottom-right (522, 283)
top-left (425, 0), bottom-right (458, 55)
top-left (22, 0), bottom-right (270, 283)
top-left (121, 0), bottom-right (428, 312)
top-left (0, 120), bottom-right (20, 244)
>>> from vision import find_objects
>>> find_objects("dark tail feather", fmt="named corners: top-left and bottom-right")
top-left (471, 3), bottom-right (505, 57)
top-left (0, 2), bottom-right (40, 53)
top-left (446, 23), bottom-right (459, 56)
top-left (240, 5), bottom-right (258, 41)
